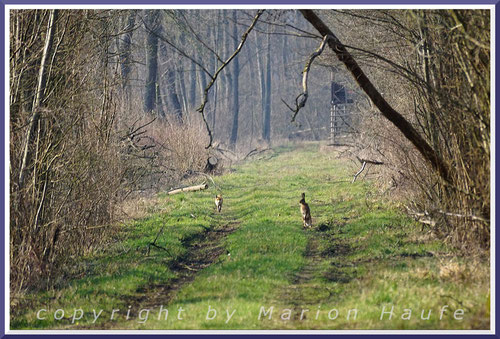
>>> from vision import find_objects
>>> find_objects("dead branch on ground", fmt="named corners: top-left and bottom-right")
top-left (146, 226), bottom-right (172, 256)
top-left (244, 148), bottom-right (270, 160)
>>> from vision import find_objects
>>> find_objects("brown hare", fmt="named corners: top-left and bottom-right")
top-left (299, 192), bottom-right (312, 228)
top-left (215, 194), bottom-right (223, 213)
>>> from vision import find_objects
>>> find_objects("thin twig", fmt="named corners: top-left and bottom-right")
top-left (147, 226), bottom-right (172, 256)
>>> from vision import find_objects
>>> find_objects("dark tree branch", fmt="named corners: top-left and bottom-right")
top-left (356, 156), bottom-right (384, 165)
top-left (238, 11), bottom-right (321, 39)
top-left (122, 116), bottom-right (157, 140)
top-left (146, 226), bottom-right (173, 257)
top-left (341, 43), bottom-right (426, 87)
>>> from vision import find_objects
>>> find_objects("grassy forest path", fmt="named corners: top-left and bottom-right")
top-left (12, 143), bottom-right (489, 330)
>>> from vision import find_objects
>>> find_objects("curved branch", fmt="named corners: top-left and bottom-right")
top-left (284, 34), bottom-right (328, 122)
top-left (352, 161), bottom-right (367, 183)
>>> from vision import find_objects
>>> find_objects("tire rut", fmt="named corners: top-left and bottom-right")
top-left (278, 225), bottom-right (352, 322)
top-left (279, 235), bottom-right (329, 320)
top-left (86, 215), bottom-right (239, 329)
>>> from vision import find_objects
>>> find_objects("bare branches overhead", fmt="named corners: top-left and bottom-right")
top-left (140, 10), bottom-right (214, 80)
top-left (299, 9), bottom-right (451, 184)
top-left (196, 9), bottom-right (265, 149)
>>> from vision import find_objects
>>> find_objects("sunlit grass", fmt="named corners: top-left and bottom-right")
top-left (11, 142), bottom-right (489, 330)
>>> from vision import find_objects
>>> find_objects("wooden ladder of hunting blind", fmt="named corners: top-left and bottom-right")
top-left (329, 70), bottom-right (355, 145)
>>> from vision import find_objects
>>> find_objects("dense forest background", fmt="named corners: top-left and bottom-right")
top-left (9, 9), bottom-right (490, 292)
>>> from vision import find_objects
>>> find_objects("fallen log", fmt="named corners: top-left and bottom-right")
top-left (167, 183), bottom-right (208, 195)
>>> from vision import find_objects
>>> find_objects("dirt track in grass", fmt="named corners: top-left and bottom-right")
top-left (84, 218), bottom-right (240, 330)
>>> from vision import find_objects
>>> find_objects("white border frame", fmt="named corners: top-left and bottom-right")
top-left (4, 3), bottom-right (496, 335)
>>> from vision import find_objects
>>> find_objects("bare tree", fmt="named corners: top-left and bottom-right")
top-left (119, 10), bottom-right (137, 91)
top-left (262, 32), bottom-right (272, 143)
top-left (228, 10), bottom-right (241, 148)
top-left (144, 9), bottom-right (160, 113)
top-left (18, 9), bottom-right (58, 189)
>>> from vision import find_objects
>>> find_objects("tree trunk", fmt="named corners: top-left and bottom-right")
top-left (299, 9), bottom-right (451, 183)
top-left (175, 33), bottom-right (188, 119)
top-left (211, 12), bottom-right (222, 133)
top-left (164, 56), bottom-right (182, 120)
top-left (167, 183), bottom-right (208, 195)
top-left (418, 10), bottom-right (440, 152)
top-left (176, 63), bottom-right (188, 118)
top-left (156, 80), bottom-right (166, 118)
top-left (255, 34), bottom-right (266, 141)
top-left (189, 59), bottom-right (197, 110)
top-left (262, 33), bottom-right (272, 143)
top-left (228, 11), bottom-right (240, 148)
top-left (119, 10), bottom-right (136, 90)
top-left (247, 37), bottom-right (258, 147)
top-left (198, 67), bottom-right (208, 106)
top-left (223, 19), bottom-right (232, 139)
top-left (144, 10), bottom-right (160, 113)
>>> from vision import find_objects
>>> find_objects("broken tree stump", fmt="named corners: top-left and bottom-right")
top-left (204, 156), bottom-right (218, 173)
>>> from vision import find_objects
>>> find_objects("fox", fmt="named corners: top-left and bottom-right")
top-left (215, 194), bottom-right (223, 213)
top-left (299, 192), bottom-right (312, 228)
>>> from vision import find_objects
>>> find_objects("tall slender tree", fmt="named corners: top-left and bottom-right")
top-left (160, 41), bottom-right (182, 120)
top-left (262, 32), bottom-right (272, 143)
top-left (144, 10), bottom-right (160, 113)
top-left (119, 10), bottom-right (136, 90)
top-left (228, 10), bottom-right (241, 148)
top-left (18, 9), bottom-right (58, 189)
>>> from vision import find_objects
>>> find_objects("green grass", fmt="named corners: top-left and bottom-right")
top-left (11, 143), bottom-right (490, 330)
